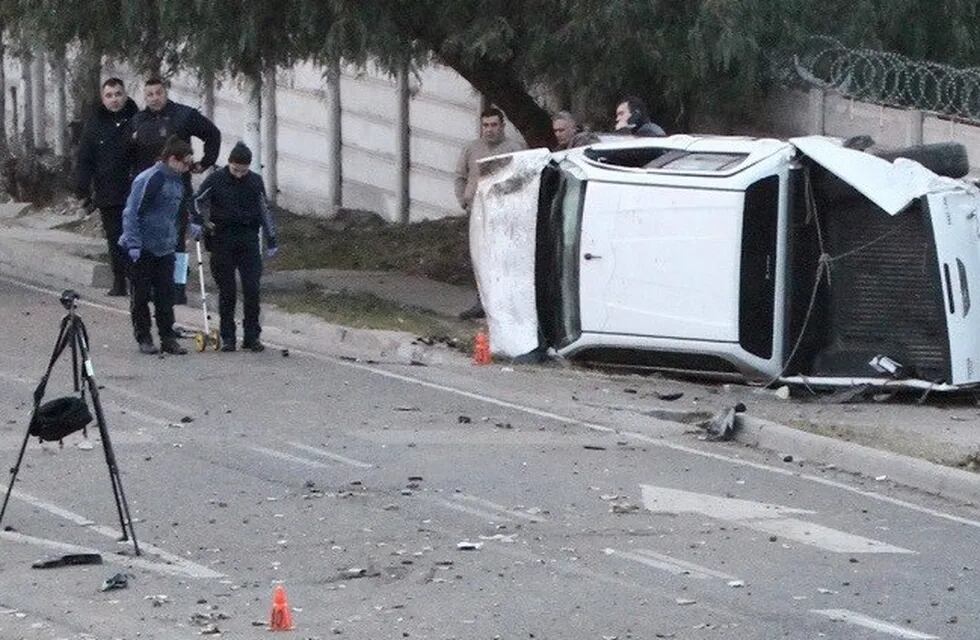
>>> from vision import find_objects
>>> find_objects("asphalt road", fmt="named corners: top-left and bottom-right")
top-left (0, 276), bottom-right (978, 640)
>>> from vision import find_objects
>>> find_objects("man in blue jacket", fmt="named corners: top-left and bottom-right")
top-left (75, 78), bottom-right (139, 297)
top-left (192, 142), bottom-right (278, 352)
top-left (119, 137), bottom-right (195, 355)
top-left (130, 77), bottom-right (221, 305)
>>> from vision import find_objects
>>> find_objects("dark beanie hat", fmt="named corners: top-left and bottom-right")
top-left (228, 141), bottom-right (252, 165)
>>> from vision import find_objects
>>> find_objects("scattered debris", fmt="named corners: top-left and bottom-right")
top-left (611, 502), bottom-right (640, 514)
top-left (100, 572), bottom-right (130, 592)
top-left (76, 440), bottom-right (94, 451)
top-left (583, 445), bottom-right (607, 451)
top-left (32, 553), bottom-right (102, 569)
top-left (180, 416), bottom-right (194, 423)
top-left (494, 422), bottom-right (513, 429)
top-left (675, 598), bottom-right (697, 606)
top-left (782, 454), bottom-right (794, 463)
top-left (395, 406), bottom-right (420, 412)
top-left (700, 403), bottom-right (746, 442)
top-left (280, 349), bottom-right (290, 357)
top-left (457, 541), bottom-right (483, 551)
top-left (144, 594), bottom-right (169, 607)
top-left (457, 415), bottom-right (472, 424)
top-left (727, 580), bottom-right (746, 588)
top-left (774, 386), bottom-right (791, 400)
top-left (655, 391), bottom-right (684, 401)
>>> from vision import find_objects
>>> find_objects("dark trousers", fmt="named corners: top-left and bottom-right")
top-left (99, 206), bottom-right (127, 282)
top-left (129, 253), bottom-right (176, 343)
top-left (210, 236), bottom-right (263, 344)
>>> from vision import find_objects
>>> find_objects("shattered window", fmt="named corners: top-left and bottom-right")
top-left (646, 152), bottom-right (748, 171)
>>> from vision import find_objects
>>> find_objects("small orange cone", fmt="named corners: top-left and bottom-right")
top-left (473, 331), bottom-right (491, 365)
top-left (268, 584), bottom-right (295, 631)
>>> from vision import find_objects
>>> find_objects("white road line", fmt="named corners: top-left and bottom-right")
top-left (5, 275), bottom-right (980, 531)
top-left (1, 530), bottom-right (224, 579)
top-left (100, 382), bottom-right (194, 417)
top-left (286, 442), bottom-right (373, 469)
top-left (247, 445), bottom-right (329, 468)
top-left (430, 497), bottom-right (514, 523)
top-left (811, 609), bottom-right (939, 639)
top-left (453, 493), bottom-right (547, 522)
top-left (0, 369), bottom-right (175, 429)
top-left (0, 484), bottom-right (224, 579)
top-left (603, 548), bottom-right (740, 581)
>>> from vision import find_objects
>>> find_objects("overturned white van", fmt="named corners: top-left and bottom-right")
top-left (470, 135), bottom-right (980, 391)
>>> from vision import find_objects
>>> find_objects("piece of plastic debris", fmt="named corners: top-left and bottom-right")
top-left (457, 541), bottom-right (483, 551)
top-left (727, 580), bottom-right (746, 588)
top-left (76, 440), bottom-right (94, 451)
top-left (774, 386), bottom-right (791, 400)
top-left (100, 572), bottom-right (130, 591)
top-left (675, 598), bottom-right (697, 605)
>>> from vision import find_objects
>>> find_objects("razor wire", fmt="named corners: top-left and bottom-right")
top-left (787, 37), bottom-right (980, 123)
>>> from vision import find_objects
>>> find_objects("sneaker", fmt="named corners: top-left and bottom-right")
top-left (138, 341), bottom-right (159, 355)
top-left (160, 338), bottom-right (187, 355)
top-left (220, 342), bottom-right (236, 352)
top-left (242, 340), bottom-right (265, 352)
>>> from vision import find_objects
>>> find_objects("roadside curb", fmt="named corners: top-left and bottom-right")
top-left (737, 414), bottom-right (980, 506)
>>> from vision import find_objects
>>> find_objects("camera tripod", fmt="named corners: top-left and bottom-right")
top-left (0, 290), bottom-right (140, 555)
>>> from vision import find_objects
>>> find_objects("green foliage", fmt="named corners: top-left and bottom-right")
top-left (2, 0), bottom-right (976, 136)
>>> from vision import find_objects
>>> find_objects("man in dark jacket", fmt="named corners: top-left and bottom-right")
top-left (75, 78), bottom-right (139, 296)
top-left (119, 137), bottom-right (195, 356)
top-left (191, 142), bottom-right (278, 352)
top-left (614, 96), bottom-right (666, 137)
top-left (129, 77), bottom-right (221, 304)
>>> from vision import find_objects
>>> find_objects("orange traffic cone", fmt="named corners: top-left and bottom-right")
top-left (268, 584), bottom-right (295, 631)
top-left (473, 331), bottom-right (491, 365)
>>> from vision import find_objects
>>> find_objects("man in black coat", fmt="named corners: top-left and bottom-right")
top-left (129, 77), bottom-right (221, 304)
top-left (192, 142), bottom-right (278, 352)
top-left (75, 78), bottom-right (139, 296)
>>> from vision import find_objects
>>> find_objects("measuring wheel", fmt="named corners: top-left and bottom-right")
top-left (194, 328), bottom-right (221, 352)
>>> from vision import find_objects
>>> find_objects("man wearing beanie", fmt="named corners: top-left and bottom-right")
top-left (191, 142), bottom-right (278, 352)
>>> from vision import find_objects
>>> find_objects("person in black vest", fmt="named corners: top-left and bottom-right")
top-left (129, 77), bottom-right (221, 304)
top-left (75, 78), bottom-right (139, 296)
top-left (191, 142), bottom-right (278, 352)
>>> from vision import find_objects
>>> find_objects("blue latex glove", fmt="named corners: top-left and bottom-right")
top-left (266, 245), bottom-right (278, 259)
top-left (128, 248), bottom-right (141, 263)
top-left (189, 223), bottom-right (203, 241)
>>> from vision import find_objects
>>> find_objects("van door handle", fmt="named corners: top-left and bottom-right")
top-left (584, 253), bottom-right (602, 261)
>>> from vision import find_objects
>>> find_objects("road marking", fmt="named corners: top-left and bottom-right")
top-left (431, 497), bottom-right (514, 523)
top-left (811, 609), bottom-right (939, 639)
top-left (604, 548), bottom-right (739, 581)
top-left (5, 275), bottom-right (980, 531)
top-left (100, 382), bottom-right (194, 417)
top-left (453, 493), bottom-right (547, 522)
top-left (1, 530), bottom-right (224, 579)
top-left (247, 445), bottom-right (329, 468)
top-left (0, 369), bottom-right (175, 429)
top-left (286, 442), bottom-right (373, 469)
top-left (641, 485), bottom-right (914, 555)
top-left (0, 484), bottom-right (224, 579)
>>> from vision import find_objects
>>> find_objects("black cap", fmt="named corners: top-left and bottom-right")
top-left (228, 141), bottom-right (252, 165)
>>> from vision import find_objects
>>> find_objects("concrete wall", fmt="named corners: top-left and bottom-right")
top-left (765, 88), bottom-right (980, 176)
top-left (4, 52), bottom-right (501, 222)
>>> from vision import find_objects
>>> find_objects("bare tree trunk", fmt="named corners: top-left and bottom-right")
top-left (20, 51), bottom-right (34, 155)
top-left (0, 27), bottom-right (7, 152)
top-left (69, 43), bottom-right (101, 125)
top-left (51, 54), bottom-right (67, 159)
top-left (201, 70), bottom-right (215, 121)
top-left (30, 50), bottom-right (46, 151)
top-left (325, 58), bottom-right (342, 213)
top-left (395, 58), bottom-right (411, 224)
top-left (241, 73), bottom-right (262, 173)
top-left (260, 65), bottom-right (278, 205)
